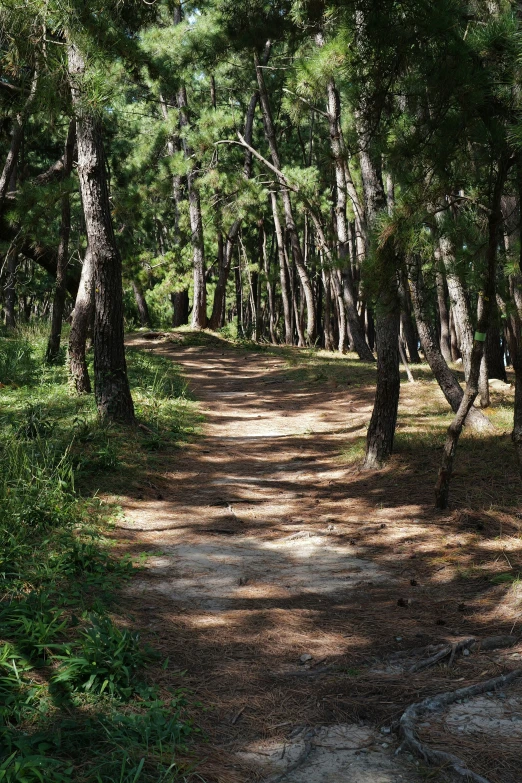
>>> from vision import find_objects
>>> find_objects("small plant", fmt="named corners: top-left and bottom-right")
top-left (17, 404), bottom-right (54, 440)
top-left (0, 752), bottom-right (72, 783)
top-left (54, 615), bottom-right (149, 698)
top-left (0, 595), bottom-right (67, 662)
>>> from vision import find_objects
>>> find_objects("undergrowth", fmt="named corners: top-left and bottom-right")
top-left (0, 326), bottom-right (201, 782)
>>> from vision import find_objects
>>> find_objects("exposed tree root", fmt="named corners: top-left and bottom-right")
top-left (409, 635), bottom-right (518, 673)
top-left (409, 637), bottom-right (476, 673)
top-left (399, 668), bottom-right (522, 783)
top-left (267, 728), bottom-right (317, 783)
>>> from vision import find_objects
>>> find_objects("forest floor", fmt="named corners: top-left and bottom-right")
top-left (112, 330), bottom-right (522, 783)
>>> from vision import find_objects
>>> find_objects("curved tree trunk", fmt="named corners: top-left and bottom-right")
top-left (435, 158), bottom-right (508, 508)
top-left (68, 247), bottom-right (94, 394)
top-left (408, 253), bottom-right (492, 433)
top-left (68, 42), bottom-right (134, 423)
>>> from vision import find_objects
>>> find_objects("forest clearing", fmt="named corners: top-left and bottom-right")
top-left (2, 0), bottom-right (522, 781)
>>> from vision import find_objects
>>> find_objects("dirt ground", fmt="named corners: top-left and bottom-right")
top-left (114, 332), bottom-right (522, 783)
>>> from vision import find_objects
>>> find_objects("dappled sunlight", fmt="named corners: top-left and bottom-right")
top-left (107, 333), bottom-right (522, 782)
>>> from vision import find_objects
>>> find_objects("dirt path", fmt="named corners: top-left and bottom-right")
top-left (116, 333), bottom-right (522, 783)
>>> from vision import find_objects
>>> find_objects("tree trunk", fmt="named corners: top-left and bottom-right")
top-left (486, 320), bottom-right (507, 382)
top-left (0, 70), bottom-right (38, 208)
top-left (177, 84), bottom-right (207, 329)
top-left (171, 290), bottom-right (189, 327)
top-left (68, 43), bottom-right (134, 423)
top-left (270, 191), bottom-right (292, 344)
top-left (439, 234), bottom-right (473, 378)
top-left (4, 247), bottom-right (18, 329)
top-left (68, 247), bottom-right (94, 394)
top-left (321, 263), bottom-right (334, 350)
top-left (435, 158), bottom-right (508, 509)
top-left (449, 307), bottom-right (461, 361)
top-left (326, 79), bottom-right (374, 361)
top-left (46, 120), bottom-right (75, 363)
top-left (209, 72), bottom-right (267, 329)
top-left (408, 253), bottom-right (492, 433)
top-left (255, 49), bottom-right (316, 343)
top-left (363, 291), bottom-right (401, 469)
top-left (436, 268), bottom-right (453, 364)
top-left (398, 275), bottom-right (420, 363)
top-left (357, 117), bottom-right (401, 468)
top-left (262, 225), bottom-right (277, 343)
top-left (132, 279), bottom-right (152, 328)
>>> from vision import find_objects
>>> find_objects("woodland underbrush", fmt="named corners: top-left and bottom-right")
top-left (0, 326), bottom-right (201, 782)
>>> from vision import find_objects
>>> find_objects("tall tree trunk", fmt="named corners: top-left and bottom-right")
top-left (326, 79), bottom-right (374, 361)
top-left (255, 49), bottom-right (316, 343)
top-left (262, 225), bottom-right (277, 343)
top-left (438, 233), bottom-right (473, 377)
top-left (270, 191), bottom-right (292, 344)
top-left (435, 268), bottom-right (453, 364)
top-left (132, 280), bottom-right (152, 328)
top-left (46, 120), bottom-right (75, 363)
top-left (486, 319), bottom-right (507, 382)
top-left (357, 124), bottom-right (401, 468)
top-left (177, 93), bottom-right (206, 328)
top-left (435, 158), bottom-right (508, 508)
top-left (4, 247), bottom-right (18, 329)
top-left (68, 43), bottom-right (134, 423)
top-left (68, 247), bottom-right (94, 394)
top-left (398, 275), bottom-right (420, 363)
top-left (322, 266), bottom-right (334, 351)
top-left (209, 87), bottom-right (261, 329)
top-left (449, 307), bottom-right (461, 361)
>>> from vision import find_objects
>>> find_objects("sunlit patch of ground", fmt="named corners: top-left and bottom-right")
top-left (108, 331), bottom-right (522, 783)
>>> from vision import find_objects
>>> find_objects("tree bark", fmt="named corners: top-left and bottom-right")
top-left (131, 279), bottom-right (152, 328)
top-left (485, 319), bottom-right (507, 382)
top-left (398, 275), bottom-right (420, 363)
top-left (435, 158), bottom-right (508, 509)
top-left (68, 43), bottom-right (134, 423)
top-left (408, 254), bottom-right (492, 432)
top-left (438, 233), bottom-right (473, 377)
top-left (68, 247), bottom-right (94, 394)
top-left (326, 79), bottom-right (374, 361)
top-left (357, 119), bottom-right (401, 468)
top-left (436, 267), bottom-right (453, 364)
top-left (270, 191), bottom-right (292, 344)
top-left (171, 290), bottom-right (189, 327)
top-left (0, 69), bottom-right (38, 208)
top-left (46, 120), bottom-right (75, 363)
top-left (255, 48), bottom-right (316, 343)
top-left (4, 247), bottom-right (18, 329)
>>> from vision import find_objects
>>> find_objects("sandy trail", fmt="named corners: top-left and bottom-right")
top-left (114, 334), bottom-right (522, 783)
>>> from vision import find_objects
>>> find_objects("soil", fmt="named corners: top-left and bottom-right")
top-left (114, 332), bottom-right (522, 783)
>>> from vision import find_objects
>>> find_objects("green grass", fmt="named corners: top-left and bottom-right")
top-left (0, 326), bottom-right (201, 782)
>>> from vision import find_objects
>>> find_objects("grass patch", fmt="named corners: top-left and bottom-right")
top-left (0, 326), bottom-right (201, 782)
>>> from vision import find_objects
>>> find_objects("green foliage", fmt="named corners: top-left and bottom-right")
top-left (54, 615), bottom-right (149, 699)
top-left (0, 330), bottom-right (196, 782)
